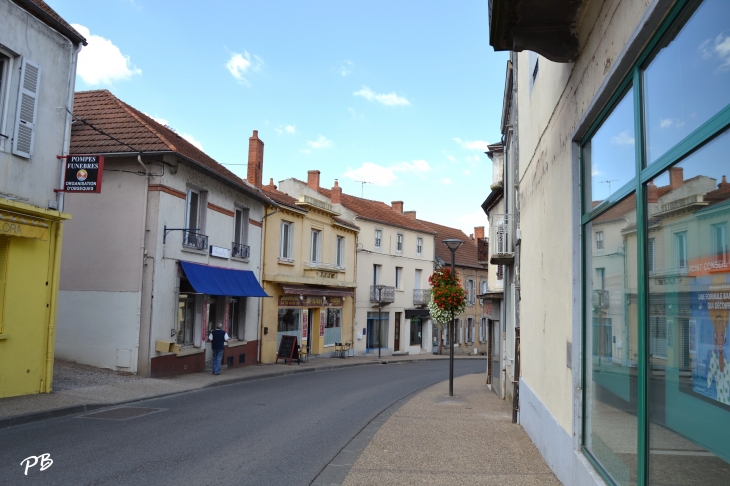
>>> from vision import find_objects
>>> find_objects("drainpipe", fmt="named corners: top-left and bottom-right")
top-left (58, 41), bottom-right (83, 212)
top-left (137, 155), bottom-right (151, 375)
top-left (44, 220), bottom-right (65, 392)
top-left (258, 205), bottom-right (278, 363)
top-left (511, 50), bottom-right (521, 423)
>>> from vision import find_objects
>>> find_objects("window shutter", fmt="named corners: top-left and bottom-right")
top-left (12, 58), bottom-right (41, 158)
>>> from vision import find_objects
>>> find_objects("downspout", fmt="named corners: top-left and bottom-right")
top-left (137, 155), bottom-right (151, 375)
top-left (258, 205), bottom-right (278, 363)
top-left (511, 50), bottom-right (521, 423)
top-left (58, 41), bottom-right (83, 212)
top-left (44, 220), bottom-right (65, 392)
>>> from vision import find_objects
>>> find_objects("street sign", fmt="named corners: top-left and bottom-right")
top-left (59, 155), bottom-right (104, 193)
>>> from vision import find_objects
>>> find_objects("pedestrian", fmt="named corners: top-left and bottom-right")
top-left (208, 323), bottom-right (229, 375)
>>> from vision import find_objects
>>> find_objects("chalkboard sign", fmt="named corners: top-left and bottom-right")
top-left (276, 335), bottom-right (299, 365)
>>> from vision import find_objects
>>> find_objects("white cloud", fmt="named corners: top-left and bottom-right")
top-left (441, 177), bottom-right (453, 185)
top-left (463, 170), bottom-right (472, 176)
top-left (700, 33), bottom-right (730, 71)
top-left (453, 138), bottom-right (490, 151)
top-left (465, 154), bottom-right (481, 163)
top-left (611, 130), bottom-right (635, 146)
top-left (143, 112), bottom-right (169, 126)
top-left (226, 51), bottom-right (263, 85)
top-left (343, 160), bottom-right (431, 186)
top-left (353, 86), bottom-right (410, 106)
top-left (275, 124), bottom-right (296, 135)
top-left (337, 60), bottom-right (353, 76)
top-left (659, 118), bottom-right (685, 130)
top-left (446, 155), bottom-right (455, 162)
top-left (307, 135), bottom-right (333, 149)
top-left (72, 24), bottom-right (141, 85)
top-left (181, 133), bottom-right (203, 151)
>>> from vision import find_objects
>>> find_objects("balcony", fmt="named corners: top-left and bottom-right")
top-left (592, 290), bottom-right (609, 310)
top-left (477, 237), bottom-right (489, 264)
top-left (182, 230), bottom-right (208, 251)
top-left (370, 285), bottom-right (395, 304)
top-left (231, 242), bottom-right (250, 259)
top-left (490, 214), bottom-right (515, 265)
top-left (413, 288), bottom-right (431, 306)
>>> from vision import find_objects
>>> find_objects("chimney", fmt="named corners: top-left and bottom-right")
top-left (474, 226), bottom-right (485, 240)
top-left (267, 178), bottom-right (277, 190)
top-left (391, 201), bottom-right (404, 213)
top-left (247, 130), bottom-right (264, 189)
top-left (647, 181), bottom-right (658, 203)
top-left (720, 175), bottom-right (728, 188)
top-left (307, 170), bottom-right (320, 191)
top-left (331, 179), bottom-right (342, 204)
top-left (470, 233), bottom-right (474, 241)
top-left (669, 167), bottom-right (684, 190)
top-left (404, 210), bottom-right (416, 219)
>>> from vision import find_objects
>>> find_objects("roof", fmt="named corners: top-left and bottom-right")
top-left (317, 188), bottom-right (436, 235)
top-left (13, 0), bottom-right (86, 45)
top-left (333, 217), bottom-right (360, 230)
top-left (71, 90), bottom-right (274, 206)
top-left (261, 184), bottom-right (305, 212)
top-left (417, 219), bottom-right (484, 269)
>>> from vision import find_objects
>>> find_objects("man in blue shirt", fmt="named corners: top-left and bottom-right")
top-left (208, 323), bottom-right (229, 375)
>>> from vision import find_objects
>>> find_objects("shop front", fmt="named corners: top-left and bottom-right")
top-left (261, 284), bottom-right (354, 363)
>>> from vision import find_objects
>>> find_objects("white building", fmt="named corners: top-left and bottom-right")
top-left (279, 172), bottom-right (436, 356)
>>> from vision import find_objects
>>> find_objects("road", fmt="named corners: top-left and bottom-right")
top-left (0, 360), bottom-right (485, 485)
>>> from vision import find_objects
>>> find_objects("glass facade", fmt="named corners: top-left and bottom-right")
top-left (582, 1), bottom-right (730, 484)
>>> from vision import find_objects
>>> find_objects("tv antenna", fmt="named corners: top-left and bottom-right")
top-left (599, 179), bottom-right (618, 195)
top-left (354, 180), bottom-right (373, 197)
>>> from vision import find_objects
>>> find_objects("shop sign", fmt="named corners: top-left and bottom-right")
top-left (320, 312), bottom-right (325, 337)
top-left (302, 311), bottom-right (308, 341)
top-left (59, 155), bottom-right (104, 193)
top-left (210, 245), bottom-right (230, 259)
top-left (278, 294), bottom-right (346, 307)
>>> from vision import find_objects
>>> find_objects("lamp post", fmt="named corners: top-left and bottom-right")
top-left (443, 238), bottom-right (463, 397)
top-left (375, 284), bottom-right (385, 359)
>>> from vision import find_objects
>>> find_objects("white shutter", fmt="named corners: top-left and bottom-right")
top-left (12, 58), bottom-right (41, 158)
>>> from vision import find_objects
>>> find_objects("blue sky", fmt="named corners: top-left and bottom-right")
top-left (54, 0), bottom-right (508, 236)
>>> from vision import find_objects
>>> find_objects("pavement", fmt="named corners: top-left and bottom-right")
top-left (336, 372), bottom-right (562, 486)
top-left (0, 352), bottom-right (480, 428)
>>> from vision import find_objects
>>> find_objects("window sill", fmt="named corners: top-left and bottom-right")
top-left (227, 340), bottom-right (248, 348)
top-left (176, 347), bottom-right (205, 357)
top-left (181, 246), bottom-right (207, 255)
top-left (231, 256), bottom-right (250, 263)
top-left (278, 258), bottom-right (295, 265)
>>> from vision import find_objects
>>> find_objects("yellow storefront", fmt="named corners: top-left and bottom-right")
top-left (0, 199), bottom-right (69, 398)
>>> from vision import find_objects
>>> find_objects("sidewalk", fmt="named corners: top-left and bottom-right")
top-left (0, 353), bottom-right (484, 428)
top-left (338, 373), bottom-right (562, 485)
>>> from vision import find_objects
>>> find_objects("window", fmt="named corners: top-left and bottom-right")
top-left (336, 236), bottom-right (345, 268)
top-left (366, 311), bottom-right (388, 349)
top-left (10, 58), bottom-right (41, 158)
top-left (480, 280), bottom-right (488, 294)
top-left (373, 264), bottom-right (381, 285)
top-left (595, 231), bottom-right (604, 250)
top-left (310, 229), bottom-right (322, 263)
top-left (457, 319), bottom-right (463, 344)
top-left (280, 221), bottom-right (294, 261)
top-left (480, 318), bottom-right (487, 343)
top-left (410, 318), bottom-right (422, 346)
top-left (374, 229), bottom-right (382, 249)
top-left (497, 265), bottom-right (503, 281)
top-left (414, 269), bottom-right (422, 289)
top-left (324, 308), bottom-right (342, 346)
top-left (233, 207), bottom-right (249, 259)
top-left (595, 268), bottom-right (605, 290)
top-left (674, 231), bottom-right (688, 270)
top-left (466, 279), bottom-right (475, 305)
top-left (467, 318), bottom-right (473, 342)
top-left (712, 223), bottom-right (728, 264)
top-left (648, 238), bottom-right (656, 273)
top-left (395, 267), bottom-right (402, 289)
top-left (184, 188), bottom-right (207, 250)
top-left (416, 237), bottom-right (423, 255)
top-left (228, 297), bottom-right (245, 340)
top-left (177, 294), bottom-right (196, 346)
top-left (396, 233), bottom-right (403, 252)
top-left (277, 308), bottom-right (300, 348)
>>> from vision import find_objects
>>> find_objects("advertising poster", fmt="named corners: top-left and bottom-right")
top-left (302, 311), bottom-right (308, 340)
top-left (320, 312), bottom-right (325, 337)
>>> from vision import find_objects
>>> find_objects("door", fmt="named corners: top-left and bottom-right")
top-left (394, 312), bottom-right (401, 351)
top-left (491, 320), bottom-right (501, 396)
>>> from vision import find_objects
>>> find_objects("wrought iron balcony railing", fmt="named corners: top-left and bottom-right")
top-left (490, 214), bottom-right (515, 265)
top-left (182, 230), bottom-right (208, 251)
top-left (370, 285), bottom-right (395, 304)
top-left (413, 288), bottom-right (431, 305)
top-left (232, 242), bottom-right (250, 259)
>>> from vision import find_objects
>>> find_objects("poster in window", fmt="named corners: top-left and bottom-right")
top-left (320, 312), bottom-right (325, 337)
top-left (302, 311), bottom-right (308, 340)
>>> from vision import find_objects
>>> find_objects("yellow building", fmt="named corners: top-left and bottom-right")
top-left (255, 172), bottom-right (358, 363)
top-left (0, 200), bottom-right (70, 397)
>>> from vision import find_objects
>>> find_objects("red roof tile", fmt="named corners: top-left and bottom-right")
top-left (417, 219), bottom-right (483, 269)
top-left (261, 184), bottom-right (304, 211)
top-left (71, 90), bottom-right (273, 205)
top-left (317, 188), bottom-right (436, 235)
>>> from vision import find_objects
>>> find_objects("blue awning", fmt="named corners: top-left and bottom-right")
top-left (180, 261), bottom-right (269, 297)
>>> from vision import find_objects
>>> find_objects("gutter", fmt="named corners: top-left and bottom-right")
top-left (12, 0), bottom-right (87, 45)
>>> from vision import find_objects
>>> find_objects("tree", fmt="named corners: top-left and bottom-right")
top-left (427, 268), bottom-right (467, 355)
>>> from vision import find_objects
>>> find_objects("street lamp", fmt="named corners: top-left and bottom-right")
top-left (442, 238), bottom-right (463, 397)
top-left (375, 284), bottom-right (386, 359)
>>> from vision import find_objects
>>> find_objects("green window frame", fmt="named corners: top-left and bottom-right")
top-left (579, 1), bottom-right (730, 484)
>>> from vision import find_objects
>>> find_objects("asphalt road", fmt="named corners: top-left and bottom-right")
top-left (0, 360), bottom-right (485, 486)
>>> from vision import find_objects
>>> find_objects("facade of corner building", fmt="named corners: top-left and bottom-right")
top-left (488, 0), bottom-right (730, 484)
top-left (250, 170), bottom-right (358, 364)
top-left (56, 91), bottom-right (273, 377)
top-left (279, 174), bottom-right (436, 357)
top-left (417, 219), bottom-right (490, 357)
top-left (0, 0), bottom-right (85, 398)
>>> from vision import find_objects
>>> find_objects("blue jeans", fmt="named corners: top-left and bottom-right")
top-left (212, 349), bottom-right (224, 375)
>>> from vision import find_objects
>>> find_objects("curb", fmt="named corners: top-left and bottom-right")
top-left (0, 356), bottom-right (486, 430)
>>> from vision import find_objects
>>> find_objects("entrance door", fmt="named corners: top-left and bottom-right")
top-left (307, 309), bottom-right (314, 354)
top-left (394, 312), bottom-right (401, 351)
top-left (491, 320), bottom-right (501, 396)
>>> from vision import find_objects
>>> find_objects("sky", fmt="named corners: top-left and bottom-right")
top-left (53, 0), bottom-right (509, 237)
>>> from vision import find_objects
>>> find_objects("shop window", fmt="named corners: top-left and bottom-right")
top-left (277, 308), bottom-right (300, 348)
top-left (177, 294), bottom-right (196, 346)
top-left (410, 319), bottom-right (422, 346)
top-left (366, 311), bottom-right (388, 349)
top-left (229, 298), bottom-right (246, 340)
top-left (324, 308), bottom-right (342, 346)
